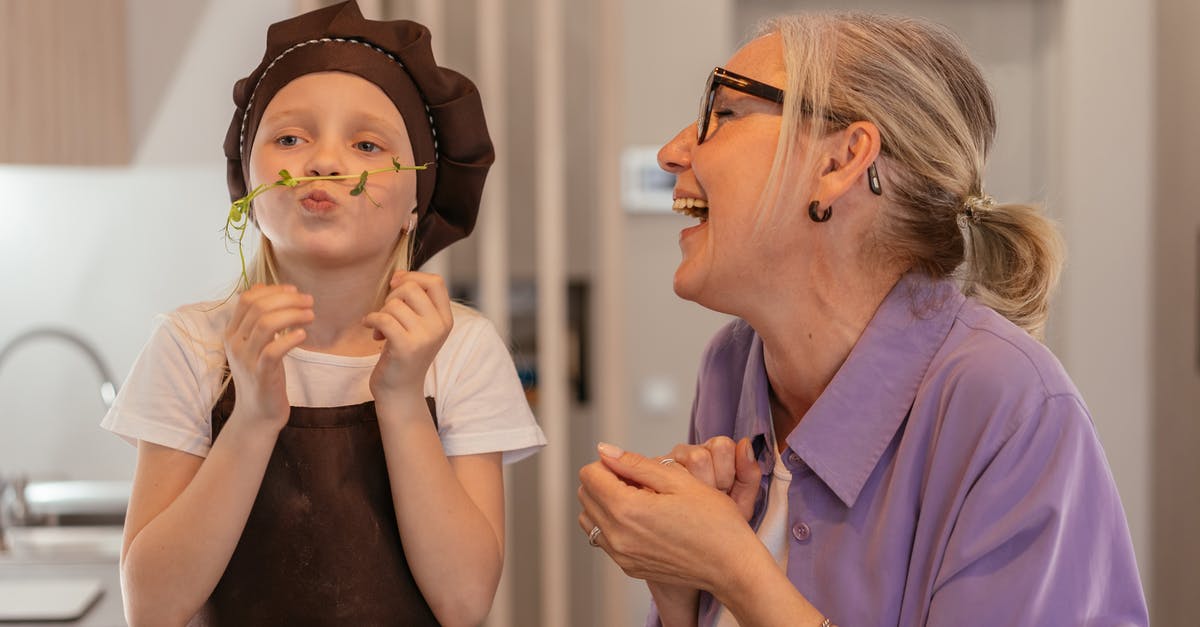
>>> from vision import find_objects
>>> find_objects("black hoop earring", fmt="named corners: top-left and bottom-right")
top-left (808, 200), bottom-right (832, 222)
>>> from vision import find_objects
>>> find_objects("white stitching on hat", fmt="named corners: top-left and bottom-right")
top-left (237, 37), bottom-right (439, 163)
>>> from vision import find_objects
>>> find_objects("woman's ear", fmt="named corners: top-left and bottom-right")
top-left (814, 121), bottom-right (882, 204)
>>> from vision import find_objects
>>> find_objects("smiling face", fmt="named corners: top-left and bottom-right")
top-left (248, 71), bottom-right (418, 274)
top-left (657, 34), bottom-right (791, 313)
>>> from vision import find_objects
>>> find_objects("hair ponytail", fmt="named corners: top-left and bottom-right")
top-left (959, 202), bottom-right (1065, 340)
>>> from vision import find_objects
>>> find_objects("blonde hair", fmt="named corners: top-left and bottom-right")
top-left (759, 13), bottom-right (1064, 339)
top-left (239, 225), bottom-right (415, 308)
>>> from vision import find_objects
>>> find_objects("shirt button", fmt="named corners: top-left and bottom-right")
top-left (792, 522), bottom-right (812, 542)
top-left (788, 451), bottom-right (802, 465)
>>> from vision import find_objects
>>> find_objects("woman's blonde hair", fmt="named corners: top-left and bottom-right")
top-left (759, 13), bottom-right (1064, 339)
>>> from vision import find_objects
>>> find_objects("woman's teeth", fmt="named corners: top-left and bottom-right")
top-left (672, 197), bottom-right (709, 220)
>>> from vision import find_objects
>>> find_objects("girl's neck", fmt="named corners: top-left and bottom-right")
top-left (276, 260), bottom-right (387, 356)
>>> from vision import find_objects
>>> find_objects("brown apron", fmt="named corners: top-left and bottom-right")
top-left (191, 382), bottom-right (442, 626)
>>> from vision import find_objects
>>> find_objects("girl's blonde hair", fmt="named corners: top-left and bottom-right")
top-left (759, 13), bottom-right (1064, 339)
top-left (240, 225), bottom-right (415, 307)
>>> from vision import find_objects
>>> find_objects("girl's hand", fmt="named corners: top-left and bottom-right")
top-left (223, 284), bottom-right (314, 432)
top-left (364, 271), bottom-right (453, 403)
top-left (577, 444), bottom-right (761, 594)
top-left (665, 436), bottom-right (761, 521)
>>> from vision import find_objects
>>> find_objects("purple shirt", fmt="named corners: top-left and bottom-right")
top-left (654, 274), bottom-right (1147, 626)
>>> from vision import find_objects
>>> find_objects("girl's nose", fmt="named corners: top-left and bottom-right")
top-left (305, 141), bottom-right (345, 178)
top-left (657, 123), bottom-right (696, 174)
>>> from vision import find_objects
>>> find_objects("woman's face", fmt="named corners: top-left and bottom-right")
top-left (249, 71), bottom-right (418, 273)
top-left (657, 34), bottom-right (789, 311)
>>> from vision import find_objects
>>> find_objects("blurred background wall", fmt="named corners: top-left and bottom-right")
top-left (0, 0), bottom-right (1195, 624)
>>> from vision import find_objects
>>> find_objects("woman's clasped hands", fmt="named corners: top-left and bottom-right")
top-left (577, 436), bottom-right (763, 594)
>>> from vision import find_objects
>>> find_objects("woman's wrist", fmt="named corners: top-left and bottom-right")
top-left (712, 538), bottom-right (826, 627)
top-left (647, 581), bottom-right (700, 627)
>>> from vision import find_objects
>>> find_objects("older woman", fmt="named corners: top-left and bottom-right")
top-left (578, 12), bottom-right (1147, 627)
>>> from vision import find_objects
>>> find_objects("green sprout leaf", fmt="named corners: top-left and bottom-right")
top-left (349, 170), bottom-right (369, 196)
top-left (221, 159), bottom-right (430, 292)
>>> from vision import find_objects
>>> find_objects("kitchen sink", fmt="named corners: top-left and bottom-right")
top-left (0, 526), bottom-right (123, 563)
top-left (0, 479), bottom-right (128, 564)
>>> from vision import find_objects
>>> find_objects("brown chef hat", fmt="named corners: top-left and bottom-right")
top-left (223, 0), bottom-right (494, 269)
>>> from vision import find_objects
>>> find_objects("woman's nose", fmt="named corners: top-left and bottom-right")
top-left (657, 124), bottom-right (696, 174)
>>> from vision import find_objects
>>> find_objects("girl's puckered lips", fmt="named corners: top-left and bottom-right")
top-left (300, 188), bottom-right (338, 213)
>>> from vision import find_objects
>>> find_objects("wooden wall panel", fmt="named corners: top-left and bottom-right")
top-left (0, 0), bottom-right (128, 165)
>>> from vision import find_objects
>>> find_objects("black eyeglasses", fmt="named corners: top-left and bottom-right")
top-left (695, 66), bottom-right (883, 196)
top-left (697, 67), bottom-right (785, 144)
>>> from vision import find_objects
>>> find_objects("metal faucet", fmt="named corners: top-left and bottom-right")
top-left (0, 327), bottom-right (119, 407)
top-left (0, 327), bottom-right (120, 548)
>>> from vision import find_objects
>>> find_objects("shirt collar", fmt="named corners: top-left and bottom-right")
top-left (794, 274), bottom-right (963, 506)
top-left (728, 274), bottom-right (963, 507)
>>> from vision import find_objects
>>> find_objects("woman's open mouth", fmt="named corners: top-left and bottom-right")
top-left (672, 197), bottom-right (709, 222)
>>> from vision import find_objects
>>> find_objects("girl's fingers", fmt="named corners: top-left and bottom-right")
top-left (259, 328), bottom-right (307, 368)
top-left (376, 285), bottom-right (451, 346)
top-left (383, 283), bottom-right (437, 324)
top-left (225, 285), bottom-right (256, 333)
top-left (228, 284), bottom-right (288, 333)
top-left (240, 308), bottom-right (314, 357)
top-left (366, 301), bottom-right (432, 345)
top-left (392, 272), bottom-right (453, 327)
top-left (362, 311), bottom-right (406, 345)
top-left (231, 288), bottom-right (312, 343)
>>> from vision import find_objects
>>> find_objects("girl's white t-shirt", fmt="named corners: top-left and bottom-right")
top-left (101, 299), bottom-right (546, 463)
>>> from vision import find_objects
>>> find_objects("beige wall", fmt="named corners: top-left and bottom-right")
top-left (0, 0), bottom-right (129, 164)
top-left (1153, 0), bottom-right (1200, 624)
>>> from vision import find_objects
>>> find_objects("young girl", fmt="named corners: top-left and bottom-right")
top-left (101, 2), bottom-right (545, 625)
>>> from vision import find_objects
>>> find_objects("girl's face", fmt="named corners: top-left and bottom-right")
top-left (656, 35), bottom-right (791, 313)
top-left (249, 71), bottom-right (418, 273)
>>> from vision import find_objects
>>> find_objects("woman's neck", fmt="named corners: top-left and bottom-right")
top-left (750, 267), bottom-right (902, 445)
top-left (276, 259), bottom-right (388, 356)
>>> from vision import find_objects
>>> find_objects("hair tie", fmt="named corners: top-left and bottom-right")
top-left (960, 194), bottom-right (995, 225)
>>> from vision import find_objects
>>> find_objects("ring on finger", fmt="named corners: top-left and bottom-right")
top-left (588, 525), bottom-right (602, 547)
top-left (659, 457), bottom-right (677, 466)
